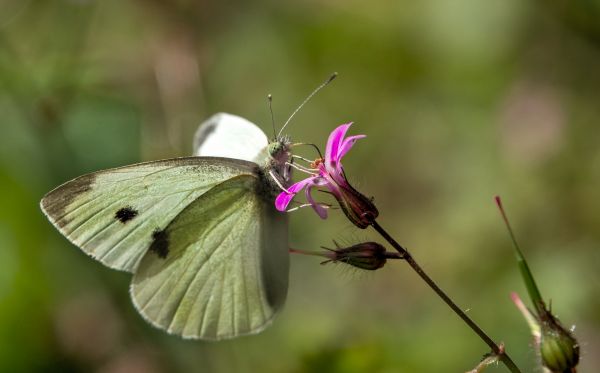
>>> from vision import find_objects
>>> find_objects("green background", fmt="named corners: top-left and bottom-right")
top-left (1, 1), bottom-right (599, 372)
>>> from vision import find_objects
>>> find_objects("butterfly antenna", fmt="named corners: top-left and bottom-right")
top-left (277, 72), bottom-right (338, 138)
top-left (268, 94), bottom-right (277, 140)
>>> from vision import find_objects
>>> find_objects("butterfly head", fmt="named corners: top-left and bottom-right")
top-left (268, 136), bottom-right (292, 164)
top-left (261, 136), bottom-right (293, 197)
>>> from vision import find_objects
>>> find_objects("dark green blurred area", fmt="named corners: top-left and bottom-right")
top-left (1, 0), bottom-right (599, 372)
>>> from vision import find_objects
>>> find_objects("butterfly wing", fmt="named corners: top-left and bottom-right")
top-left (130, 174), bottom-right (289, 340)
top-left (40, 157), bottom-right (260, 273)
top-left (193, 113), bottom-right (269, 163)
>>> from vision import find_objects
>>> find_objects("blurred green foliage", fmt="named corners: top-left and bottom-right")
top-left (1, 0), bottom-right (599, 372)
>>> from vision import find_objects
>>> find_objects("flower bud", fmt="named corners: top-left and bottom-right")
top-left (322, 241), bottom-right (399, 270)
top-left (539, 312), bottom-right (579, 373)
top-left (333, 182), bottom-right (379, 229)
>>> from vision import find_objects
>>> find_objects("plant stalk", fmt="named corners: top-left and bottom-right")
top-left (494, 196), bottom-right (545, 315)
top-left (371, 220), bottom-right (521, 373)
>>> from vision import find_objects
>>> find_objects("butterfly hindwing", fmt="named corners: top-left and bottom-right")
top-left (40, 157), bottom-right (259, 273)
top-left (130, 174), bottom-right (289, 340)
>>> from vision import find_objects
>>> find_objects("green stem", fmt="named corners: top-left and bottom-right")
top-left (494, 196), bottom-right (545, 315)
top-left (371, 220), bottom-right (522, 373)
top-left (288, 248), bottom-right (327, 257)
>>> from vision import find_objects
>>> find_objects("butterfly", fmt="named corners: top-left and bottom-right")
top-left (40, 75), bottom-right (336, 340)
top-left (40, 112), bottom-right (294, 340)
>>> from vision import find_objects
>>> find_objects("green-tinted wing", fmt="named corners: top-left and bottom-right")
top-left (40, 157), bottom-right (258, 272)
top-left (130, 175), bottom-right (289, 340)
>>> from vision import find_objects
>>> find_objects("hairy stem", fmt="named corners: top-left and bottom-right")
top-left (371, 220), bottom-right (522, 373)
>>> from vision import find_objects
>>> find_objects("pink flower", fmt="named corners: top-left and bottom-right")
top-left (275, 123), bottom-right (378, 228)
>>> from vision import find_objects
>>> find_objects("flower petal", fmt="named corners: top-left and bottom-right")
top-left (275, 192), bottom-right (295, 212)
top-left (337, 134), bottom-right (366, 160)
top-left (320, 158), bottom-right (347, 188)
top-left (275, 177), bottom-right (317, 211)
top-left (325, 123), bottom-right (352, 165)
top-left (305, 179), bottom-right (329, 219)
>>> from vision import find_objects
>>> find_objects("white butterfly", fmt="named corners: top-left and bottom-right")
top-left (40, 112), bottom-right (292, 340)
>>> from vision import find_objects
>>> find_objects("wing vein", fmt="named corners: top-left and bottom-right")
top-left (167, 209), bottom-right (237, 335)
top-left (67, 202), bottom-right (119, 237)
top-left (228, 260), bottom-right (235, 335)
top-left (54, 192), bottom-right (106, 222)
top-left (240, 225), bottom-right (251, 332)
top-left (144, 195), bottom-right (236, 323)
top-left (213, 262), bottom-right (225, 337)
top-left (252, 211), bottom-right (267, 323)
top-left (79, 217), bottom-right (119, 247)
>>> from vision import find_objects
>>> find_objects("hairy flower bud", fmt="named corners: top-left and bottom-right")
top-left (499, 198), bottom-right (580, 373)
top-left (289, 241), bottom-right (401, 271)
top-left (333, 181), bottom-right (379, 229)
top-left (321, 241), bottom-right (399, 270)
top-left (540, 312), bottom-right (580, 373)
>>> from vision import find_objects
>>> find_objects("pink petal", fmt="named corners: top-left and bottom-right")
top-left (311, 202), bottom-right (328, 219)
top-left (305, 179), bottom-right (328, 219)
top-left (337, 134), bottom-right (366, 160)
top-left (325, 123), bottom-right (352, 165)
top-left (275, 177), bottom-right (316, 211)
top-left (275, 192), bottom-right (295, 211)
top-left (320, 159), bottom-right (347, 188)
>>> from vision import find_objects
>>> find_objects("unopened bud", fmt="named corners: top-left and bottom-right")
top-left (333, 182), bottom-right (379, 229)
top-left (321, 241), bottom-right (400, 270)
top-left (498, 197), bottom-right (580, 373)
top-left (540, 311), bottom-right (580, 373)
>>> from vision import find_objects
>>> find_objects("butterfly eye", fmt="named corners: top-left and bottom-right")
top-left (268, 142), bottom-right (283, 157)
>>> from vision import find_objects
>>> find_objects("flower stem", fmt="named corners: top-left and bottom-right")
top-left (370, 220), bottom-right (522, 373)
top-left (494, 196), bottom-right (545, 315)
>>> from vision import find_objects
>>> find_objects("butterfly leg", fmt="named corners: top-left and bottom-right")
top-left (285, 202), bottom-right (331, 213)
top-left (268, 169), bottom-right (292, 194)
top-left (286, 161), bottom-right (317, 176)
top-left (292, 154), bottom-right (314, 164)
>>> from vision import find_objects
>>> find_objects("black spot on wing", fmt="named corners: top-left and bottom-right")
top-left (115, 206), bottom-right (138, 223)
top-left (149, 228), bottom-right (169, 259)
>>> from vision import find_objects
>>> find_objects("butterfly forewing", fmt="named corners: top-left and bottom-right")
top-left (194, 113), bottom-right (269, 163)
top-left (130, 175), bottom-right (289, 340)
top-left (40, 157), bottom-right (259, 272)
